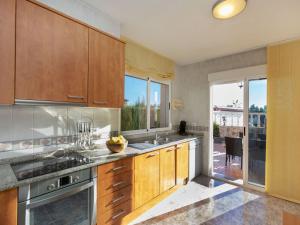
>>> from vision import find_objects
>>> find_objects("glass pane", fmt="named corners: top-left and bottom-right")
top-left (248, 79), bottom-right (267, 186)
top-left (121, 76), bottom-right (147, 131)
top-left (212, 82), bottom-right (244, 184)
top-left (30, 189), bottom-right (89, 225)
top-left (150, 81), bottom-right (169, 129)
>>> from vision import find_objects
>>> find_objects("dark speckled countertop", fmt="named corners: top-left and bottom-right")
top-left (0, 134), bottom-right (203, 192)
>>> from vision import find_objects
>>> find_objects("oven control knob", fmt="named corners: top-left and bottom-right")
top-left (47, 184), bottom-right (56, 191)
top-left (73, 176), bottom-right (80, 182)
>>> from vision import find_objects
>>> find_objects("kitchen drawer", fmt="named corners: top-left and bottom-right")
top-left (98, 157), bottom-right (133, 179)
top-left (98, 185), bottom-right (133, 213)
top-left (98, 171), bottom-right (133, 197)
top-left (98, 201), bottom-right (132, 225)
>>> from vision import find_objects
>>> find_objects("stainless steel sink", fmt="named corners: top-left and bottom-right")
top-left (128, 142), bottom-right (157, 150)
top-left (127, 133), bottom-right (193, 150)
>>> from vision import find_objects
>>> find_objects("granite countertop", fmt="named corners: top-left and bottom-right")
top-left (0, 134), bottom-right (203, 192)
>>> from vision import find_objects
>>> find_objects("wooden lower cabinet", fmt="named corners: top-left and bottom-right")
top-left (98, 171), bottom-right (133, 198)
top-left (176, 142), bottom-right (189, 185)
top-left (0, 188), bottom-right (17, 225)
top-left (134, 151), bottom-right (160, 209)
top-left (98, 157), bottom-right (133, 179)
top-left (97, 142), bottom-right (190, 224)
top-left (160, 146), bottom-right (176, 193)
top-left (97, 158), bottom-right (134, 225)
top-left (98, 201), bottom-right (132, 225)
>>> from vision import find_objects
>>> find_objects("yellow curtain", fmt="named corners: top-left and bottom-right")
top-left (266, 39), bottom-right (300, 204)
top-left (122, 37), bottom-right (175, 80)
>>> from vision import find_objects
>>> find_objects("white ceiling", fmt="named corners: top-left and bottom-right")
top-left (82, 0), bottom-right (300, 65)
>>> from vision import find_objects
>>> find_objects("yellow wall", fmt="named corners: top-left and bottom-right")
top-left (266, 39), bottom-right (300, 203)
top-left (121, 37), bottom-right (175, 81)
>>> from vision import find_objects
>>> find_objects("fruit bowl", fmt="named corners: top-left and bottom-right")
top-left (106, 135), bottom-right (128, 153)
top-left (106, 141), bottom-right (128, 153)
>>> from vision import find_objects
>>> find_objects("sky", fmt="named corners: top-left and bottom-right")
top-left (213, 79), bottom-right (267, 108)
top-left (124, 76), bottom-right (147, 105)
top-left (249, 79), bottom-right (267, 108)
top-left (124, 76), bottom-right (162, 106)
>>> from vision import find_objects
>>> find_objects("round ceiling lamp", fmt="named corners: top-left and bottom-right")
top-left (212, 0), bottom-right (247, 19)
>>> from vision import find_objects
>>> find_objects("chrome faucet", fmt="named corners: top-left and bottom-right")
top-left (155, 132), bottom-right (159, 141)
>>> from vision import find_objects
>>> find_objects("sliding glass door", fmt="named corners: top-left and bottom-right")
top-left (211, 81), bottom-right (244, 184)
top-left (210, 77), bottom-right (267, 189)
top-left (244, 79), bottom-right (267, 187)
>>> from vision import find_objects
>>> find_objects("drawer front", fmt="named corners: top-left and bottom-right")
top-left (163, 146), bottom-right (176, 152)
top-left (98, 201), bottom-right (132, 225)
top-left (98, 185), bottom-right (133, 213)
top-left (98, 157), bottom-right (133, 179)
top-left (98, 171), bottom-right (133, 197)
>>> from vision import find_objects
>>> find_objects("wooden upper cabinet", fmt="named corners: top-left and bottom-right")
top-left (0, 188), bottom-right (17, 225)
top-left (134, 151), bottom-right (160, 209)
top-left (0, 0), bottom-right (15, 104)
top-left (160, 146), bottom-right (176, 193)
top-left (176, 142), bottom-right (189, 185)
top-left (16, 0), bottom-right (89, 103)
top-left (88, 28), bottom-right (125, 108)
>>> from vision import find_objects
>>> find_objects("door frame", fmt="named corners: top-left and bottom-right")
top-left (208, 65), bottom-right (267, 191)
top-left (243, 77), bottom-right (267, 192)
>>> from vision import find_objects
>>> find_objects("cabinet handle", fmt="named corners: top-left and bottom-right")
top-left (147, 152), bottom-right (159, 158)
top-left (111, 166), bottom-right (126, 172)
top-left (67, 95), bottom-right (85, 99)
top-left (112, 181), bottom-right (125, 187)
top-left (94, 100), bottom-right (107, 105)
top-left (176, 146), bottom-right (182, 150)
top-left (112, 210), bottom-right (125, 220)
top-left (112, 195), bottom-right (125, 204)
top-left (166, 148), bottom-right (174, 152)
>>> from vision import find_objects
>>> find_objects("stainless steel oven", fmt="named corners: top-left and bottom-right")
top-left (18, 167), bottom-right (97, 225)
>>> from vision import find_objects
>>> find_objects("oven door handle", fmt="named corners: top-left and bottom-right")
top-left (25, 181), bottom-right (94, 209)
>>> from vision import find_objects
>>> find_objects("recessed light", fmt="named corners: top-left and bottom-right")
top-left (213, 0), bottom-right (247, 19)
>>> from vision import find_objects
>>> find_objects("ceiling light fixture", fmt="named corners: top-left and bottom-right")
top-left (212, 0), bottom-right (247, 19)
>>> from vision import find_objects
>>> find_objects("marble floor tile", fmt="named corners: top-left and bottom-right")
top-left (132, 176), bottom-right (300, 225)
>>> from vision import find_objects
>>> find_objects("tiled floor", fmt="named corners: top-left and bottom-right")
top-left (131, 176), bottom-right (300, 225)
top-left (213, 139), bottom-right (265, 186)
top-left (213, 140), bottom-right (243, 181)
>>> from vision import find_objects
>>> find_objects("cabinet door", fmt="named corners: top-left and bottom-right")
top-left (0, 189), bottom-right (17, 225)
top-left (89, 29), bottom-right (125, 108)
top-left (160, 146), bottom-right (176, 193)
top-left (134, 151), bottom-right (160, 209)
top-left (16, 0), bottom-right (88, 103)
top-left (0, 0), bottom-right (15, 104)
top-left (176, 142), bottom-right (189, 185)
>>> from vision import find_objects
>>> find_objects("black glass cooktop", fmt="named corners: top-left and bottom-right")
top-left (11, 151), bottom-right (94, 181)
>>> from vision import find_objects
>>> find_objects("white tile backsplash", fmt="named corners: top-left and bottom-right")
top-left (33, 107), bottom-right (57, 138)
top-left (94, 108), bottom-right (120, 131)
top-left (67, 107), bottom-right (82, 135)
top-left (80, 107), bottom-right (94, 122)
top-left (0, 105), bottom-right (120, 151)
top-left (56, 106), bottom-right (68, 136)
top-left (12, 106), bottom-right (34, 141)
top-left (0, 106), bottom-right (12, 142)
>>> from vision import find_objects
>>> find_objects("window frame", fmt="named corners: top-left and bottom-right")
top-left (121, 74), bottom-right (172, 135)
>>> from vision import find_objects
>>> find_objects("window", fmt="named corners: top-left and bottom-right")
top-left (121, 75), bottom-right (170, 132)
top-left (121, 76), bottom-right (147, 131)
top-left (150, 81), bottom-right (170, 129)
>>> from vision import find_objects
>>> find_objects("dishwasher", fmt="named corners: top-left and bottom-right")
top-left (189, 137), bottom-right (202, 181)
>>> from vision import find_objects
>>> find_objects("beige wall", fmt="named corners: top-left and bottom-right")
top-left (172, 48), bottom-right (267, 175)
